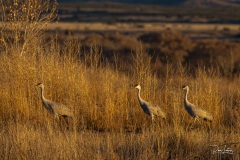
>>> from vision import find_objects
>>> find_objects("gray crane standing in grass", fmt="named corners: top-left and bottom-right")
top-left (36, 83), bottom-right (74, 119)
top-left (135, 84), bottom-right (166, 122)
top-left (182, 85), bottom-right (213, 123)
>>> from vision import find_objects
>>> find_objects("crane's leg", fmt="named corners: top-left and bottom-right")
top-left (190, 116), bottom-right (201, 130)
top-left (151, 114), bottom-right (155, 123)
top-left (151, 114), bottom-right (157, 131)
top-left (187, 118), bottom-right (194, 130)
top-left (54, 114), bottom-right (59, 120)
top-left (189, 117), bottom-right (198, 129)
top-left (194, 117), bottom-right (197, 124)
top-left (53, 114), bottom-right (60, 129)
top-left (194, 116), bottom-right (200, 124)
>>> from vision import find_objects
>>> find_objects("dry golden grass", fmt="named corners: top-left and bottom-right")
top-left (0, 1), bottom-right (239, 159)
top-left (0, 38), bottom-right (239, 159)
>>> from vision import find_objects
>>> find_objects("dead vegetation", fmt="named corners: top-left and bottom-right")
top-left (80, 31), bottom-right (240, 77)
top-left (0, 1), bottom-right (239, 159)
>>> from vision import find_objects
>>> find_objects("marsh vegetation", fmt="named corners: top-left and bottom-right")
top-left (0, 1), bottom-right (239, 159)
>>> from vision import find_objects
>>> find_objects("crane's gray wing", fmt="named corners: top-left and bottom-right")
top-left (52, 103), bottom-right (74, 117)
top-left (191, 105), bottom-right (213, 121)
top-left (148, 103), bottom-right (166, 119)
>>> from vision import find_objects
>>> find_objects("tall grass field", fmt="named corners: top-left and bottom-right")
top-left (0, 1), bottom-right (239, 159)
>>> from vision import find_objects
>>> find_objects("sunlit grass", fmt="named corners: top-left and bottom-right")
top-left (0, 38), bottom-right (239, 159)
top-left (0, 1), bottom-right (239, 159)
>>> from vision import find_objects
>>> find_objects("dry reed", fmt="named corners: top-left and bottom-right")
top-left (0, 1), bottom-right (239, 159)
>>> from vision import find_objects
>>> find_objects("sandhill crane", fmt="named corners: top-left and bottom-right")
top-left (182, 85), bottom-right (213, 123)
top-left (36, 83), bottom-right (74, 119)
top-left (135, 84), bottom-right (166, 122)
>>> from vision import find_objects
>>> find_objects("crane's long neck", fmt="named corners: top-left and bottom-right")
top-left (39, 86), bottom-right (54, 114)
top-left (40, 87), bottom-right (47, 103)
top-left (184, 88), bottom-right (190, 107)
top-left (137, 88), bottom-right (144, 105)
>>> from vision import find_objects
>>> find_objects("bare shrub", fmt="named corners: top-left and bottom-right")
top-left (187, 40), bottom-right (240, 76)
top-left (0, 2), bottom-right (239, 160)
top-left (138, 31), bottom-right (194, 65)
top-left (0, 0), bottom-right (58, 55)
